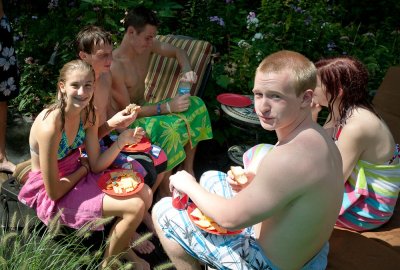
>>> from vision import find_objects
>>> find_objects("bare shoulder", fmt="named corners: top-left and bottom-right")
top-left (341, 108), bottom-right (384, 143)
top-left (265, 128), bottom-right (339, 184)
top-left (31, 109), bottom-right (62, 140)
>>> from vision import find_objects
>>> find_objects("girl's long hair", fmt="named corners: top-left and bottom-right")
top-left (44, 60), bottom-right (96, 131)
top-left (315, 56), bottom-right (379, 124)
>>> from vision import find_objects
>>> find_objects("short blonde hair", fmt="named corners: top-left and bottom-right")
top-left (257, 50), bottom-right (316, 96)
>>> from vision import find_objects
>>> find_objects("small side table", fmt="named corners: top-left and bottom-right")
top-left (220, 95), bottom-right (261, 166)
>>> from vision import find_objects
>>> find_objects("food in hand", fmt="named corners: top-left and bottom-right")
top-left (126, 103), bottom-right (140, 115)
top-left (230, 166), bottom-right (248, 184)
top-left (190, 207), bottom-right (227, 233)
top-left (126, 127), bottom-right (141, 147)
top-left (106, 172), bottom-right (141, 194)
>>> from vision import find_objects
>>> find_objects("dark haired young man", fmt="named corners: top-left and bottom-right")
top-left (111, 6), bottom-right (213, 196)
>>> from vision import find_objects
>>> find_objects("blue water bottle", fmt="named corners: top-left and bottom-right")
top-left (177, 81), bottom-right (191, 96)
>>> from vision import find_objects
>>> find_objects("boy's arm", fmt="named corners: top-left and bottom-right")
top-left (152, 39), bottom-right (197, 83)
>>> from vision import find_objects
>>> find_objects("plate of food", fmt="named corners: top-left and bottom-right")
top-left (216, 93), bottom-right (252, 108)
top-left (97, 169), bottom-right (144, 197)
top-left (187, 203), bottom-right (243, 235)
top-left (109, 129), bottom-right (152, 153)
top-left (121, 136), bottom-right (152, 153)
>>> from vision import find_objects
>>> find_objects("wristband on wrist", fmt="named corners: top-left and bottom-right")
top-left (156, 103), bottom-right (161, 115)
top-left (166, 102), bottom-right (172, 113)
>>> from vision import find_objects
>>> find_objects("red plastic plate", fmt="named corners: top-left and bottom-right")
top-left (217, 93), bottom-right (252, 107)
top-left (97, 169), bottom-right (144, 197)
top-left (187, 203), bottom-right (243, 235)
top-left (121, 136), bottom-right (152, 153)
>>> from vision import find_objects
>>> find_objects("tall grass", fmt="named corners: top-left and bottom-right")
top-left (0, 213), bottom-right (173, 270)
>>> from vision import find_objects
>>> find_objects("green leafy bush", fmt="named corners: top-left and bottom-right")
top-left (6, 0), bottom-right (400, 137)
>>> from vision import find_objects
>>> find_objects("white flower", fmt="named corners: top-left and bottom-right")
top-left (238, 40), bottom-right (251, 49)
top-left (246, 12), bottom-right (259, 29)
top-left (0, 77), bottom-right (17, 97)
top-left (224, 62), bottom-right (237, 75)
top-left (256, 51), bottom-right (263, 61)
top-left (252, 33), bottom-right (264, 41)
top-left (0, 47), bottom-right (17, 71)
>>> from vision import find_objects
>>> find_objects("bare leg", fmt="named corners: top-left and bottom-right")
top-left (130, 185), bottom-right (155, 254)
top-left (151, 171), bottom-right (166, 194)
top-left (154, 170), bottom-right (172, 199)
top-left (102, 185), bottom-right (152, 269)
top-left (0, 101), bottom-right (15, 173)
top-left (152, 210), bottom-right (202, 270)
top-left (182, 144), bottom-right (196, 177)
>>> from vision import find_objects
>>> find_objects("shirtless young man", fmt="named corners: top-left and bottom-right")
top-left (152, 50), bottom-right (344, 269)
top-left (111, 6), bottom-right (213, 196)
top-left (75, 25), bottom-right (137, 138)
top-left (76, 26), bottom-right (158, 264)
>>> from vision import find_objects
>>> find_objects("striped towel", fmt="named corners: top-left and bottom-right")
top-left (243, 144), bottom-right (274, 172)
top-left (336, 159), bottom-right (400, 231)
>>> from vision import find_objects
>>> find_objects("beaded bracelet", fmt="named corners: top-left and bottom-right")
top-left (156, 103), bottom-right (161, 115)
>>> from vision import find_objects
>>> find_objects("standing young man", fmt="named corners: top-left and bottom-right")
top-left (111, 6), bottom-right (213, 196)
top-left (153, 50), bottom-right (344, 269)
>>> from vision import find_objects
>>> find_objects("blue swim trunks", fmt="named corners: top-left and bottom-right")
top-left (153, 170), bottom-right (329, 270)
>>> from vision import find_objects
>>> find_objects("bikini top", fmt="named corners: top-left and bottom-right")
top-left (30, 120), bottom-right (86, 160)
top-left (334, 124), bottom-right (399, 165)
top-left (57, 120), bottom-right (86, 160)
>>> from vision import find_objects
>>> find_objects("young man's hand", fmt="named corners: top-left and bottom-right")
top-left (109, 107), bottom-right (140, 130)
top-left (169, 170), bottom-right (197, 194)
top-left (170, 94), bottom-right (191, 112)
top-left (182, 70), bottom-right (198, 83)
top-left (119, 127), bottom-right (145, 146)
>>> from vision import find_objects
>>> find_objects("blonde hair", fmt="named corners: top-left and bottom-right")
top-left (44, 60), bottom-right (96, 130)
top-left (257, 50), bottom-right (316, 96)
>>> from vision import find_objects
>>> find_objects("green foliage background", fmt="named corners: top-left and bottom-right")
top-left (5, 0), bottom-right (400, 122)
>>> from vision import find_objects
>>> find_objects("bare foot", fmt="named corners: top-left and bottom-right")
top-left (131, 232), bottom-right (155, 254)
top-left (124, 248), bottom-right (151, 270)
top-left (0, 159), bottom-right (16, 173)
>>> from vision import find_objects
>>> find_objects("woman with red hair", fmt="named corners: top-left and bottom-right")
top-left (313, 56), bottom-right (400, 231)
